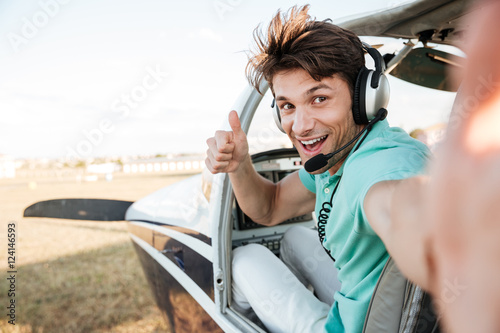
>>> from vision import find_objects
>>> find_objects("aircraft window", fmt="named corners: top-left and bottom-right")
top-left (246, 89), bottom-right (293, 155)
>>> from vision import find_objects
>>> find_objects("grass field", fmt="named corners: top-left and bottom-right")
top-left (0, 172), bottom-right (192, 333)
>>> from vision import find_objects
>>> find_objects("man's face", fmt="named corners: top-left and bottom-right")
top-left (272, 68), bottom-right (363, 175)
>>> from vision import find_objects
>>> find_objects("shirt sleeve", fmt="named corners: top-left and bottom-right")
top-left (349, 146), bottom-right (430, 235)
top-left (298, 167), bottom-right (316, 193)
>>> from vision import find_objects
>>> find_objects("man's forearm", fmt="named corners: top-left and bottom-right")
top-left (229, 154), bottom-right (279, 226)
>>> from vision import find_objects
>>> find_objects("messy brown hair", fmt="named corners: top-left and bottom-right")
top-left (246, 5), bottom-right (365, 96)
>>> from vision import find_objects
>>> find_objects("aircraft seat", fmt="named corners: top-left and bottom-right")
top-left (362, 257), bottom-right (441, 333)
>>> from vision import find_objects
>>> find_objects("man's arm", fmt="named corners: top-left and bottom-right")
top-left (365, 2), bottom-right (500, 332)
top-left (364, 177), bottom-right (432, 290)
top-left (206, 110), bottom-right (315, 226)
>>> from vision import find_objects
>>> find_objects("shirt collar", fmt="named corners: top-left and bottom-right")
top-left (325, 119), bottom-right (389, 180)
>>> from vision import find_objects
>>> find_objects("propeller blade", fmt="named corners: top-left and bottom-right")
top-left (24, 199), bottom-right (134, 221)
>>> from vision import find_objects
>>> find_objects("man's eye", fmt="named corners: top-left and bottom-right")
top-left (313, 97), bottom-right (326, 103)
top-left (282, 103), bottom-right (294, 111)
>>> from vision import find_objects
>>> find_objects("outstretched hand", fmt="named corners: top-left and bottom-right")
top-left (393, 1), bottom-right (500, 332)
top-left (205, 110), bottom-right (249, 174)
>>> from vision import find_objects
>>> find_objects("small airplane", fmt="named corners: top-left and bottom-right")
top-left (24, 0), bottom-right (478, 331)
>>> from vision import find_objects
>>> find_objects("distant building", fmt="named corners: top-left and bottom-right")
top-left (122, 155), bottom-right (205, 175)
top-left (12, 154), bottom-right (206, 181)
top-left (0, 155), bottom-right (16, 179)
top-left (86, 162), bottom-right (120, 174)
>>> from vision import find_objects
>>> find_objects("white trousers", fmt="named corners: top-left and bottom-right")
top-left (231, 226), bottom-right (341, 333)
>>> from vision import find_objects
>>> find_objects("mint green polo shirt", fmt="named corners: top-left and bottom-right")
top-left (299, 119), bottom-right (430, 333)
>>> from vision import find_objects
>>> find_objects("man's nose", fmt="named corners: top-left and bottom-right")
top-left (291, 108), bottom-right (314, 135)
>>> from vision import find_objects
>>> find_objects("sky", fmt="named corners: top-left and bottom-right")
top-left (0, 0), bottom-right (457, 159)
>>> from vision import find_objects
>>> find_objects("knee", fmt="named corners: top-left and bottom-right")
top-left (282, 225), bottom-right (307, 245)
top-left (232, 243), bottom-right (269, 275)
top-left (280, 225), bottom-right (308, 259)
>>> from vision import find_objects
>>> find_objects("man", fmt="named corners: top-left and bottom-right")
top-left (206, 5), bottom-right (429, 332)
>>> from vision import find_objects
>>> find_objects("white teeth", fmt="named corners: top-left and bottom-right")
top-left (300, 135), bottom-right (326, 145)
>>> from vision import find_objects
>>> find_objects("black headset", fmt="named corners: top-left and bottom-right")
top-left (271, 42), bottom-right (390, 133)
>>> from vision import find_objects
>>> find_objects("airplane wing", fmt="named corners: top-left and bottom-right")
top-left (337, 0), bottom-right (472, 47)
top-left (23, 199), bottom-right (133, 221)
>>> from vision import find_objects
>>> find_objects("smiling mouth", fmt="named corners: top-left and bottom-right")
top-left (299, 135), bottom-right (327, 152)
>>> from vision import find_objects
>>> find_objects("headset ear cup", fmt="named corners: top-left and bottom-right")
top-left (352, 67), bottom-right (370, 124)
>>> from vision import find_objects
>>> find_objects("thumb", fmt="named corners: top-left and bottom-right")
top-left (228, 110), bottom-right (245, 138)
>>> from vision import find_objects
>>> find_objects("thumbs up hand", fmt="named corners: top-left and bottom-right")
top-left (206, 111), bottom-right (250, 174)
